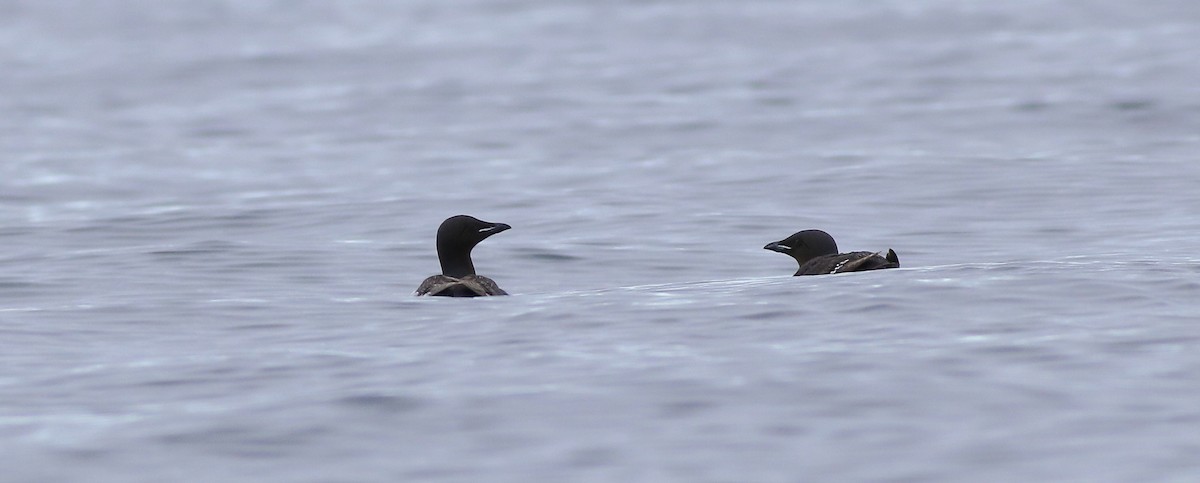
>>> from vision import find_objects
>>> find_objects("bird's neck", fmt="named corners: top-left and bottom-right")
top-left (438, 245), bottom-right (476, 278)
top-left (793, 256), bottom-right (812, 270)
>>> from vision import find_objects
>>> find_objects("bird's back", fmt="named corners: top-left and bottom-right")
top-left (416, 274), bottom-right (508, 297)
top-left (796, 249), bottom-right (899, 275)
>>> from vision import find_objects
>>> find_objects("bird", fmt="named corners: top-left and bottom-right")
top-left (415, 215), bottom-right (511, 296)
top-left (764, 229), bottom-right (899, 276)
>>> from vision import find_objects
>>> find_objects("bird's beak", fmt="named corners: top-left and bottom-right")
top-left (763, 242), bottom-right (790, 253)
top-left (479, 222), bottom-right (511, 234)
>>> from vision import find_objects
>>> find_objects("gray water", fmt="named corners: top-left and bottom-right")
top-left (3, 1), bottom-right (1200, 481)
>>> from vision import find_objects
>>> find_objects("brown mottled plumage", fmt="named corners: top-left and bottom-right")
top-left (415, 274), bottom-right (508, 297)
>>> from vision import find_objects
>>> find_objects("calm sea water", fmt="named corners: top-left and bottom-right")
top-left (3, 1), bottom-right (1200, 481)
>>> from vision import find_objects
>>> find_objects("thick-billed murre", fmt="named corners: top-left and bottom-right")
top-left (415, 215), bottom-right (510, 296)
top-left (764, 229), bottom-right (899, 276)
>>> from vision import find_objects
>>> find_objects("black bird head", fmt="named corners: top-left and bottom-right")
top-left (764, 229), bottom-right (839, 267)
top-left (436, 215), bottom-right (511, 278)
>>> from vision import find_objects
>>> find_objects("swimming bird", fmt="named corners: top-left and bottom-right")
top-left (415, 215), bottom-right (511, 296)
top-left (764, 229), bottom-right (899, 275)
